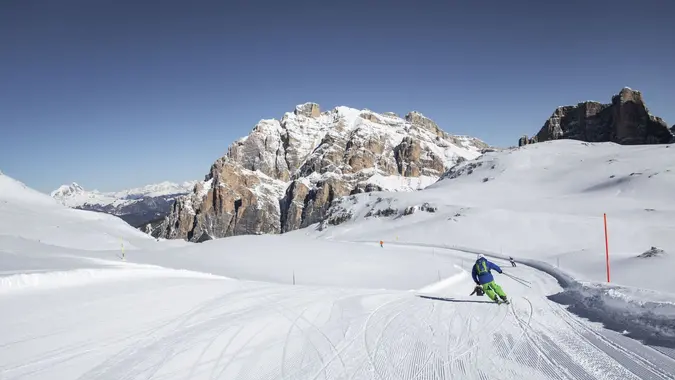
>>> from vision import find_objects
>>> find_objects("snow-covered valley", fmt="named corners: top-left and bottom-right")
top-left (2, 140), bottom-right (675, 379)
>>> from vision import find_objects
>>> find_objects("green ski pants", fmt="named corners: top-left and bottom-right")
top-left (482, 281), bottom-right (507, 301)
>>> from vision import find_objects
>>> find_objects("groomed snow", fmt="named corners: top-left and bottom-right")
top-left (2, 154), bottom-right (675, 380)
top-left (316, 140), bottom-right (675, 291)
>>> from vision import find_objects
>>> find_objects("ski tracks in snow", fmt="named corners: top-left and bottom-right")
top-left (4, 262), bottom-right (675, 379)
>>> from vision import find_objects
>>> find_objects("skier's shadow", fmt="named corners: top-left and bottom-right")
top-left (417, 295), bottom-right (495, 304)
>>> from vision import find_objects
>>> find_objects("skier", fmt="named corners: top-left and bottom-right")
top-left (471, 254), bottom-right (509, 304)
top-left (509, 256), bottom-right (516, 267)
top-left (380, 240), bottom-right (384, 248)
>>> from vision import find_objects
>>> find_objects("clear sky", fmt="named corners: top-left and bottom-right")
top-left (1, 0), bottom-right (673, 193)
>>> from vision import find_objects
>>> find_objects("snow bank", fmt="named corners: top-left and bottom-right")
top-left (0, 263), bottom-right (228, 295)
top-left (416, 264), bottom-right (468, 294)
top-left (388, 241), bottom-right (675, 348)
top-left (550, 282), bottom-right (675, 347)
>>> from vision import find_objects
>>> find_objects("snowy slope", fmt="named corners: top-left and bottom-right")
top-left (2, 170), bottom-right (675, 379)
top-left (315, 140), bottom-right (675, 291)
top-left (1, 173), bottom-right (173, 251)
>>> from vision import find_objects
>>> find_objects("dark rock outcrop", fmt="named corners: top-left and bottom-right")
top-left (638, 246), bottom-right (666, 258)
top-left (279, 180), bottom-right (310, 233)
top-left (518, 135), bottom-right (538, 147)
top-left (522, 88), bottom-right (673, 146)
top-left (160, 159), bottom-right (285, 240)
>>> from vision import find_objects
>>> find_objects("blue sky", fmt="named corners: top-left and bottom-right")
top-left (1, 0), bottom-right (673, 193)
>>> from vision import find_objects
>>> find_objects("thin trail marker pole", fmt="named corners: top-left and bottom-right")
top-left (293, 270), bottom-right (296, 285)
top-left (604, 213), bottom-right (610, 283)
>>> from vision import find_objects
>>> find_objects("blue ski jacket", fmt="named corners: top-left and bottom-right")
top-left (471, 257), bottom-right (503, 285)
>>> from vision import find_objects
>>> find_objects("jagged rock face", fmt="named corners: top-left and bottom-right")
top-left (518, 136), bottom-right (528, 147)
top-left (350, 183), bottom-right (383, 195)
top-left (394, 136), bottom-right (445, 177)
top-left (158, 158), bottom-right (285, 241)
top-left (518, 135), bottom-right (538, 147)
top-left (279, 180), bottom-right (309, 233)
top-left (525, 88), bottom-right (673, 146)
top-left (295, 102), bottom-right (321, 118)
top-left (611, 89), bottom-right (673, 144)
top-left (156, 104), bottom-right (489, 241)
top-left (394, 137), bottom-right (422, 176)
top-left (406, 111), bottom-right (442, 137)
top-left (299, 177), bottom-right (352, 229)
top-left (226, 120), bottom-right (291, 181)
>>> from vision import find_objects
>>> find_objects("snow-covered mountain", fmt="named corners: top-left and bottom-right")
top-left (51, 180), bottom-right (197, 228)
top-left (2, 162), bottom-right (675, 379)
top-left (157, 102), bottom-right (490, 241)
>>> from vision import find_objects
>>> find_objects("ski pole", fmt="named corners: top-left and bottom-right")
top-left (509, 277), bottom-right (532, 288)
top-left (503, 272), bottom-right (531, 284)
top-left (503, 273), bottom-right (532, 288)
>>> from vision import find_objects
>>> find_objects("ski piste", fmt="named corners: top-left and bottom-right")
top-left (3, 171), bottom-right (675, 379)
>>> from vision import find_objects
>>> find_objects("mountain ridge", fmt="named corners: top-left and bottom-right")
top-left (51, 180), bottom-right (197, 228)
top-left (156, 102), bottom-right (491, 241)
top-left (519, 87), bottom-right (673, 146)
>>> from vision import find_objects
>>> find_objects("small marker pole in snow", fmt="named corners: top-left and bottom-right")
top-left (293, 270), bottom-right (296, 285)
top-left (604, 213), bottom-right (610, 283)
top-left (121, 239), bottom-right (125, 261)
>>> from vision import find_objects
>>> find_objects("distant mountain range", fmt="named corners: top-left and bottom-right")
top-left (51, 181), bottom-right (197, 228)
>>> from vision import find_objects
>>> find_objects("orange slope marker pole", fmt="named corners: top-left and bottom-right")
top-left (604, 213), bottom-right (610, 283)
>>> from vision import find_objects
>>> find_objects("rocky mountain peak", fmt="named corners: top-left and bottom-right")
top-left (519, 87), bottom-right (673, 146)
top-left (154, 104), bottom-right (490, 241)
top-left (51, 182), bottom-right (85, 198)
top-left (294, 102), bottom-right (321, 118)
top-left (615, 87), bottom-right (641, 103)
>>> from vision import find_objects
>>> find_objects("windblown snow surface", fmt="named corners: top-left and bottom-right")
top-left (2, 140), bottom-right (675, 380)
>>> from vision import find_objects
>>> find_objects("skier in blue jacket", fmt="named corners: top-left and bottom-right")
top-left (471, 254), bottom-right (509, 304)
